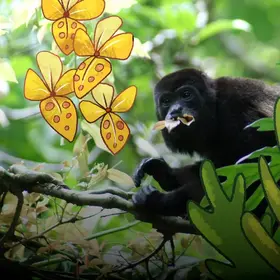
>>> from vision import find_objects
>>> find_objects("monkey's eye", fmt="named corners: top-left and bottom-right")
top-left (161, 96), bottom-right (171, 106)
top-left (182, 90), bottom-right (193, 100)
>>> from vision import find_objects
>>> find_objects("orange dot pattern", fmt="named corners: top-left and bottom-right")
top-left (40, 96), bottom-right (77, 142)
top-left (52, 18), bottom-right (86, 55)
top-left (74, 58), bottom-right (111, 99)
top-left (100, 115), bottom-right (128, 154)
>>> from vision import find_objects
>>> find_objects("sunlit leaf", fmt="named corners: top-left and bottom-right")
top-left (131, 37), bottom-right (151, 59)
top-left (12, 0), bottom-right (40, 29)
top-left (81, 120), bottom-right (112, 153)
top-left (0, 59), bottom-right (18, 83)
top-left (107, 168), bottom-right (135, 188)
top-left (192, 19), bottom-right (251, 44)
top-left (105, 0), bottom-right (137, 14)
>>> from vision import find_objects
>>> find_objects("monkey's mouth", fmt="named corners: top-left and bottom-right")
top-left (153, 114), bottom-right (195, 133)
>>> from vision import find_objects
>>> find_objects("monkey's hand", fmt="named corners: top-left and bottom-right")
top-left (132, 185), bottom-right (187, 216)
top-left (133, 158), bottom-right (179, 191)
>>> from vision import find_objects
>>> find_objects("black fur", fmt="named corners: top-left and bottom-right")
top-left (133, 68), bottom-right (279, 217)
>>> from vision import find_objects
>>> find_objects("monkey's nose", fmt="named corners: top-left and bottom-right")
top-left (167, 107), bottom-right (183, 120)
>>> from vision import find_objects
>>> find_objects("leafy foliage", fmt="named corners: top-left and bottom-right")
top-left (188, 99), bottom-right (280, 279)
top-left (1, 0), bottom-right (280, 279)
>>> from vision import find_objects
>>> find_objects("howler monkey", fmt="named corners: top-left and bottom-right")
top-left (132, 68), bottom-right (279, 217)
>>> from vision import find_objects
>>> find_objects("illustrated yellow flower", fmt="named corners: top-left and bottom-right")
top-left (73, 16), bottom-right (134, 98)
top-left (41, 0), bottom-right (105, 55)
top-left (79, 83), bottom-right (137, 154)
top-left (24, 51), bottom-right (77, 142)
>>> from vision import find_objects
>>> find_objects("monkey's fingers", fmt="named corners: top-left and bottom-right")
top-left (132, 185), bottom-right (159, 205)
top-left (133, 158), bottom-right (167, 187)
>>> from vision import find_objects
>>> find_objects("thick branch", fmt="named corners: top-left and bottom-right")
top-left (0, 164), bottom-right (198, 235)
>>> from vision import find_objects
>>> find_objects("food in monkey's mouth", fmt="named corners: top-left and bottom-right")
top-left (153, 114), bottom-right (195, 133)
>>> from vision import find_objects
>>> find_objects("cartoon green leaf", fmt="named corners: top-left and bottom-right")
top-left (259, 156), bottom-right (280, 221)
top-left (275, 97), bottom-right (280, 149)
top-left (242, 212), bottom-right (280, 274)
top-left (188, 160), bottom-right (280, 280)
top-left (245, 117), bottom-right (274, 132)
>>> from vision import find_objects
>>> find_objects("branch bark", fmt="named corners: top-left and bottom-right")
top-left (0, 164), bottom-right (198, 235)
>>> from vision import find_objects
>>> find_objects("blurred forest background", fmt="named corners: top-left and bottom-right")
top-left (1, 0), bottom-right (280, 278)
top-left (1, 0), bottom-right (280, 175)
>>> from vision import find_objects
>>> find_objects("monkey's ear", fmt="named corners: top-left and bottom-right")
top-left (200, 71), bottom-right (216, 91)
top-left (183, 68), bottom-right (216, 94)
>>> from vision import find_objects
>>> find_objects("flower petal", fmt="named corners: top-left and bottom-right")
top-left (111, 85), bottom-right (137, 113)
top-left (55, 69), bottom-right (75, 96)
top-left (69, 0), bottom-right (105, 20)
top-left (101, 113), bottom-right (130, 155)
top-left (24, 69), bottom-right (50, 101)
top-left (94, 16), bottom-right (122, 51)
top-left (74, 57), bottom-right (111, 99)
top-left (52, 18), bottom-right (86, 55)
top-left (73, 28), bottom-right (95, 56)
top-left (99, 33), bottom-right (134, 60)
top-left (79, 100), bottom-right (106, 122)
top-left (36, 51), bottom-right (63, 91)
top-left (91, 83), bottom-right (114, 109)
top-left (40, 96), bottom-right (78, 142)
top-left (42, 0), bottom-right (64, 20)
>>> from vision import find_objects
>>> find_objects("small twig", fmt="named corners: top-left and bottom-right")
top-left (169, 237), bottom-right (175, 266)
top-left (85, 187), bottom-right (134, 200)
top-left (10, 208), bottom-right (103, 249)
top-left (100, 211), bottom-right (126, 218)
top-left (0, 150), bottom-right (65, 173)
top-left (110, 237), bottom-right (168, 274)
top-left (0, 191), bottom-right (7, 212)
top-left (145, 259), bottom-right (154, 280)
top-left (0, 191), bottom-right (23, 245)
top-left (85, 220), bottom-right (141, 241)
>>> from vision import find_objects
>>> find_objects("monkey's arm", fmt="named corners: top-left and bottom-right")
top-left (132, 162), bottom-right (204, 216)
top-left (133, 158), bottom-right (180, 191)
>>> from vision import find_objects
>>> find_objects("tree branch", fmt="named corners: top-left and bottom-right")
top-left (0, 164), bottom-right (198, 235)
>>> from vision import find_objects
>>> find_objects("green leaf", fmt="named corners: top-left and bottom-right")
top-left (73, 132), bottom-right (89, 178)
top-left (0, 59), bottom-right (18, 83)
top-left (236, 146), bottom-right (278, 164)
top-left (245, 118), bottom-right (274, 132)
top-left (259, 157), bottom-right (280, 221)
top-left (160, 3), bottom-right (196, 35)
top-left (188, 160), bottom-right (280, 280)
top-left (242, 212), bottom-right (280, 274)
top-left (192, 19), bottom-right (251, 44)
top-left (105, 0), bottom-right (137, 14)
top-left (81, 120), bottom-right (112, 154)
top-left (275, 98), bottom-right (280, 147)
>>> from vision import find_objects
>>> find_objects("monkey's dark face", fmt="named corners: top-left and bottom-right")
top-left (156, 84), bottom-right (202, 121)
top-left (154, 68), bottom-right (217, 154)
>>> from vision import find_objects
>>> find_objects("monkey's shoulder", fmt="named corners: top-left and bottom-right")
top-left (215, 76), bottom-right (280, 99)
